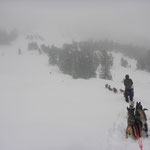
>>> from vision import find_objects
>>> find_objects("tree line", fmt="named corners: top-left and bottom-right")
top-left (0, 28), bottom-right (18, 45)
top-left (40, 41), bottom-right (114, 80)
top-left (27, 39), bottom-right (150, 76)
top-left (136, 50), bottom-right (150, 72)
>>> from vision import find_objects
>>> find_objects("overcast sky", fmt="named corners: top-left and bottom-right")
top-left (0, 0), bottom-right (150, 47)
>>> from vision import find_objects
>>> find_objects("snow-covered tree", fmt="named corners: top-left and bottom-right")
top-left (99, 50), bottom-right (113, 80)
top-left (48, 45), bottom-right (59, 65)
top-left (28, 42), bottom-right (39, 50)
top-left (0, 28), bottom-right (18, 45)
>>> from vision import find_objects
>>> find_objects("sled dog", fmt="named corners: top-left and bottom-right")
top-left (120, 89), bottom-right (125, 94)
top-left (113, 87), bottom-right (118, 93)
top-left (135, 102), bottom-right (148, 137)
top-left (105, 84), bottom-right (108, 88)
top-left (126, 107), bottom-right (137, 139)
top-left (108, 85), bottom-right (113, 91)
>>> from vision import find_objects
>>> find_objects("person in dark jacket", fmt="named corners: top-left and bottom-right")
top-left (124, 75), bottom-right (134, 103)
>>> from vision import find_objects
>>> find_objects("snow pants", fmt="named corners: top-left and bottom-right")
top-left (124, 88), bottom-right (134, 103)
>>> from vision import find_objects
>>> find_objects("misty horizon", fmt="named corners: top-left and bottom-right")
top-left (0, 0), bottom-right (150, 48)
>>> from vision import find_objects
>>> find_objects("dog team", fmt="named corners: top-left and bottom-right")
top-left (105, 75), bottom-right (133, 100)
top-left (105, 83), bottom-right (124, 94)
top-left (123, 75), bottom-right (148, 139)
top-left (105, 74), bottom-right (148, 139)
top-left (126, 101), bottom-right (148, 139)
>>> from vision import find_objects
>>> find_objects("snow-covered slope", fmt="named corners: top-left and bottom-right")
top-left (0, 41), bottom-right (150, 150)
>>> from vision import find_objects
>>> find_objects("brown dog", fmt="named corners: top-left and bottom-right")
top-left (126, 107), bottom-right (137, 139)
top-left (120, 89), bottom-right (125, 94)
top-left (135, 102), bottom-right (148, 137)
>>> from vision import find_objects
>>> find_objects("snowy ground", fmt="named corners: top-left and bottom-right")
top-left (0, 44), bottom-right (150, 150)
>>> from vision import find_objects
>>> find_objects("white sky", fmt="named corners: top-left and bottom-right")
top-left (0, 0), bottom-right (150, 47)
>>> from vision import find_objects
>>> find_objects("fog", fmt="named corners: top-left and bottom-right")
top-left (0, 0), bottom-right (150, 47)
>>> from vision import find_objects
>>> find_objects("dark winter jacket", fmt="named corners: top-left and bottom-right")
top-left (124, 78), bottom-right (133, 89)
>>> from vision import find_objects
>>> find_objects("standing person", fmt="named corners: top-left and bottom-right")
top-left (124, 75), bottom-right (134, 103)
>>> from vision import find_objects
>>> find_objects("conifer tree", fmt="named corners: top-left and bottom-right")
top-left (99, 50), bottom-right (113, 80)
top-left (48, 45), bottom-right (59, 65)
